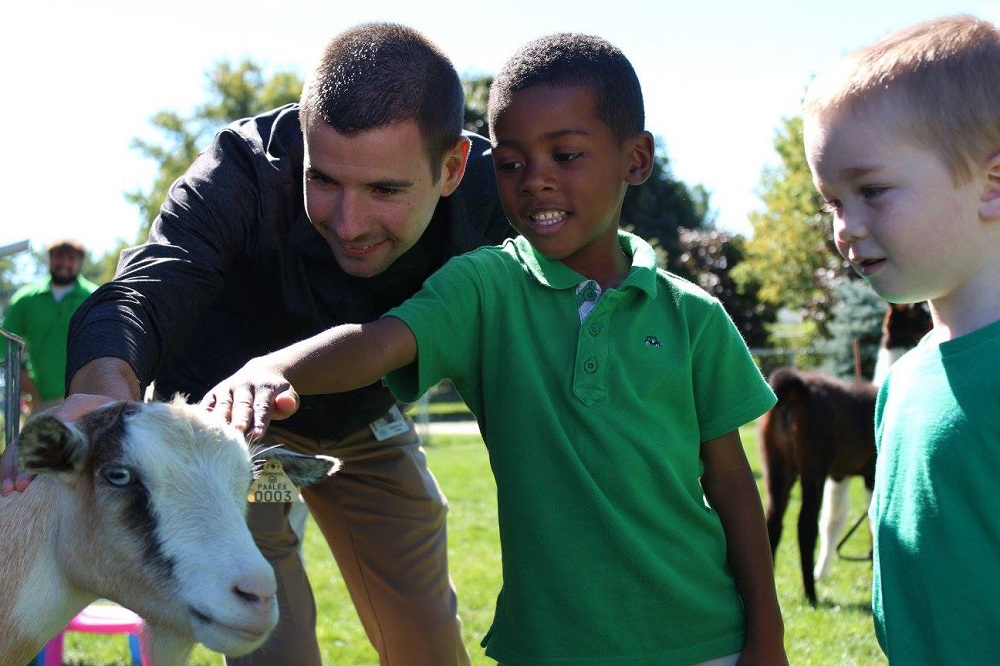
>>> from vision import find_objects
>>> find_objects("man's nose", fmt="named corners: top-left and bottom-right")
top-left (326, 190), bottom-right (369, 240)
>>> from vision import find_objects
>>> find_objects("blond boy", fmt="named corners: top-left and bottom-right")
top-left (803, 15), bottom-right (1000, 663)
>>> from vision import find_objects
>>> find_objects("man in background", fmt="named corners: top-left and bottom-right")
top-left (2, 238), bottom-right (97, 412)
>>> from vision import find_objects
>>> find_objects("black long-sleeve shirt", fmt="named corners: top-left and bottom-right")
top-left (67, 104), bottom-right (510, 439)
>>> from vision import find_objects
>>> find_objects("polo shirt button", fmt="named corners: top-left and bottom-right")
top-left (588, 324), bottom-right (600, 336)
top-left (583, 358), bottom-right (598, 373)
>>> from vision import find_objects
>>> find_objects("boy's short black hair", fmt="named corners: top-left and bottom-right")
top-left (300, 22), bottom-right (464, 181)
top-left (487, 33), bottom-right (645, 144)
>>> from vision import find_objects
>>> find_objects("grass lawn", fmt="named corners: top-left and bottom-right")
top-left (56, 422), bottom-right (885, 665)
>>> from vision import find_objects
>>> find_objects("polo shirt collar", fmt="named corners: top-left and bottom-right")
top-left (513, 230), bottom-right (658, 298)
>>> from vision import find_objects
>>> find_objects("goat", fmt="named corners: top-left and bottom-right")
top-left (758, 366), bottom-right (877, 605)
top-left (0, 397), bottom-right (340, 665)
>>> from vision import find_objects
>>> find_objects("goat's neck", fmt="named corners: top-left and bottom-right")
top-left (0, 478), bottom-right (96, 663)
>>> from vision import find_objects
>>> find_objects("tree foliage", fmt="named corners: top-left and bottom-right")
top-left (462, 75), bottom-right (491, 137)
top-left (126, 60), bottom-right (303, 242)
top-left (672, 227), bottom-right (776, 348)
top-left (815, 279), bottom-right (887, 380)
top-left (732, 116), bottom-right (851, 337)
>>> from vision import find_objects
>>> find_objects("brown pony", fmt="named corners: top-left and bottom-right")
top-left (758, 366), bottom-right (877, 605)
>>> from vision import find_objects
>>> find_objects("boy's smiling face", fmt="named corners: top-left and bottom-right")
top-left (805, 104), bottom-right (991, 312)
top-left (491, 84), bottom-right (651, 284)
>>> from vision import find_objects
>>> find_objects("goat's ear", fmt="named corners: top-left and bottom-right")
top-left (17, 414), bottom-right (91, 477)
top-left (260, 449), bottom-right (341, 487)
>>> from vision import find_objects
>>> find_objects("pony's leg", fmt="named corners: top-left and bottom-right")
top-left (797, 474), bottom-right (824, 606)
top-left (814, 477), bottom-right (851, 580)
top-left (762, 453), bottom-right (794, 561)
top-left (865, 483), bottom-right (874, 558)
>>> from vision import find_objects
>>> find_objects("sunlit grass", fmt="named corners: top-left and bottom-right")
top-left (55, 424), bottom-right (884, 665)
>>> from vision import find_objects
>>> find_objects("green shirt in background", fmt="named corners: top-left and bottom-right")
top-left (386, 231), bottom-right (776, 665)
top-left (2, 274), bottom-right (98, 401)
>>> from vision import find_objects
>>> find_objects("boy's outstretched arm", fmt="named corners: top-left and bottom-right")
top-left (701, 429), bottom-right (788, 665)
top-left (201, 317), bottom-right (417, 440)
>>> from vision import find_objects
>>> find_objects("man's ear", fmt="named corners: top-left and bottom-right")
top-left (438, 136), bottom-right (472, 197)
top-left (625, 131), bottom-right (655, 186)
top-left (980, 151), bottom-right (1000, 222)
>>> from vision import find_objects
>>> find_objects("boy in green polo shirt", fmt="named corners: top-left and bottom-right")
top-left (205, 33), bottom-right (786, 665)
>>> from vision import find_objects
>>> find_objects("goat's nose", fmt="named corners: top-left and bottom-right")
top-left (232, 573), bottom-right (277, 608)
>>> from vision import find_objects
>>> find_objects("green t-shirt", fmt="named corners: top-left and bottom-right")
top-left (385, 231), bottom-right (776, 665)
top-left (2, 275), bottom-right (98, 401)
top-left (872, 317), bottom-right (1000, 663)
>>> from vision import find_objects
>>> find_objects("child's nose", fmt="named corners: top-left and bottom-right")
top-left (834, 213), bottom-right (868, 244)
top-left (520, 162), bottom-right (556, 194)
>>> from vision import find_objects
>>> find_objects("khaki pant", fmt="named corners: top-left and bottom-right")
top-left (227, 412), bottom-right (470, 666)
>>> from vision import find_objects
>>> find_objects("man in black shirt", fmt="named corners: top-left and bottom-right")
top-left (3, 23), bottom-right (509, 666)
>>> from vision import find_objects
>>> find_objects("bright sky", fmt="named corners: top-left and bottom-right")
top-left (3, 0), bottom-right (996, 268)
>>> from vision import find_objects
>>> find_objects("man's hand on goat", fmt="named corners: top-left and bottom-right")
top-left (1, 393), bottom-right (115, 495)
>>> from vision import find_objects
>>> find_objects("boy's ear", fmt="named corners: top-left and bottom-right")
top-left (438, 136), bottom-right (471, 197)
top-left (625, 131), bottom-right (655, 186)
top-left (980, 151), bottom-right (1000, 222)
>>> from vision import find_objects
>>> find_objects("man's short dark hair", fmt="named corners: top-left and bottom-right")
top-left (487, 33), bottom-right (645, 144)
top-left (300, 22), bottom-right (465, 180)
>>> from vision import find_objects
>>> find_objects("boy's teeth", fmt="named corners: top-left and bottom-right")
top-left (532, 211), bottom-right (562, 224)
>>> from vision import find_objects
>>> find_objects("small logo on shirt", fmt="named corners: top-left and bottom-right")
top-left (644, 336), bottom-right (662, 348)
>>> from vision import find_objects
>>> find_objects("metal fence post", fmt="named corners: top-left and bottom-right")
top-left (2, 327), bottom-right (25, 447)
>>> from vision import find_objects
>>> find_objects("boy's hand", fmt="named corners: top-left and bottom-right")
top-left (201, 362), bottom-right (300, 441)
top-left (737, 634), bottom-right (788, 666)
top-left (1, 393), bottom-right (116, 496)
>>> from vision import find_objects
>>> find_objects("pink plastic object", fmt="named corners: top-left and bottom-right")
top-left (39, 601), bottom-right (149, 666)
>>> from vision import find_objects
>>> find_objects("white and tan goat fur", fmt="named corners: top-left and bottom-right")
top-left (0, 398), bottom-right (339, 665)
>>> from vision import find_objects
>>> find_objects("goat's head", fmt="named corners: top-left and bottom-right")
top-left (17, 396), bottom-right (339, 658)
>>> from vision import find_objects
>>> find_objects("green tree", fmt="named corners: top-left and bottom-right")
top-left (732, 116), bottom-right (851, 338)
top-left (622, 138), bottom-right (709, 269)
top-left (127, 60), bottom-right (303, 242)
top-left (462, 74), bottom-right (491, 136)
top-left (815, 279), bottom-right (887, 380)
top-left (672, 227), bottom-right (777, 348)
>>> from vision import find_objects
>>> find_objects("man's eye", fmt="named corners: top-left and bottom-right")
top-left (372, 186), bottom-right (401, 197)
top-left (306, 171), bottom-right (334, 186)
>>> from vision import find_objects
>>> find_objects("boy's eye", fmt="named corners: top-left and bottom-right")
top-left (819, 199), bottom-right (842, 215)
top-left (554, 152), bottom-right (582, 163)
top-left (496, 160), bottom-right (523, 172)
top-left (860, 186), bottom-right (887, 201)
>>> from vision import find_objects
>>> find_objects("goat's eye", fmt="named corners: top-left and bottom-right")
top-left (101, 466), bottom-right (136, 487)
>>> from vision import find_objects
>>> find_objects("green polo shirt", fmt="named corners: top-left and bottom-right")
top-left (2, 275), bottom-right (98, 401)
top-left (385, 231), bottom-right (775, 665)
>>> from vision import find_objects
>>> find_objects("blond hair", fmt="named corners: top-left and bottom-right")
top-left (804, 14), bottom-right (1000, 182)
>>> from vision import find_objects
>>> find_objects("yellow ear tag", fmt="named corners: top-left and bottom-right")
top-left (248, 459), bottom-right (299, 503)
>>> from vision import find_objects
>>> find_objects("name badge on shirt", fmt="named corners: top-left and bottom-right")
top-left (248, 459), bottom-right (299, 503)
top-left (370, 405), bottom-right (410, 441)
